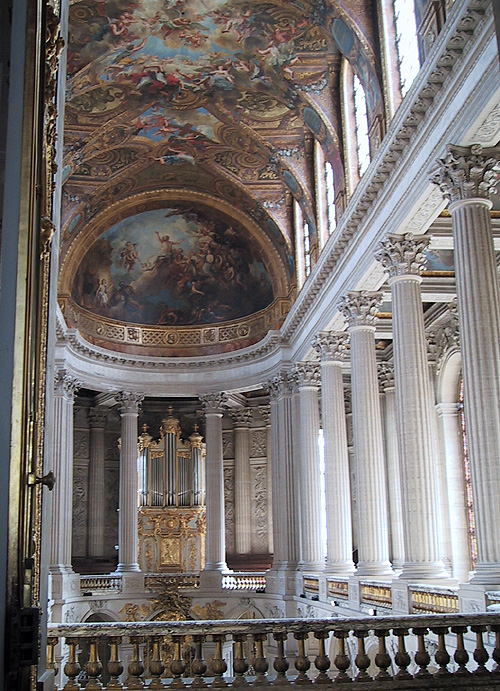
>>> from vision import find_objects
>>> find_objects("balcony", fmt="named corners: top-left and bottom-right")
top-left (47, 612), bottom-right (500, 689)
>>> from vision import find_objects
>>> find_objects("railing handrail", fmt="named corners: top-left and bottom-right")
top-left (47, 611), bottom-right (500, 638)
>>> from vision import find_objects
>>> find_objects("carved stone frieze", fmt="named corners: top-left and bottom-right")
top-left (338, 291), bottom-right (383, 328)
top-left (257, 404), bottom-right (271, 425)
top-left (73, 430), bottom-right (90, 459)
top-left (250, 430), bottom-right (267, 458)
top-left (222, 431), bottom-right (234, 459)
top-left (431, 144), bottom-right (500, 203)
top-left (312, 331), bottom-right (349, 361)
top-left (252, 465), bottom-right (268, 552)
top-left (375, 233), bottom-right (430, 278)
top-left (72, 465), bottom-right (88, 558)
top-left (224, 465), bottom-right (235, 553)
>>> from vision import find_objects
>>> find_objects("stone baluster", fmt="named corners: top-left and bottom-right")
top-left (312, 332), bottom-right (355, 575)
top-left (87, 408), bottom-right (108, 559)
top-left (432, 144), bottom-right (500, 584)
top-left (375, 233), bottom-right (447, 580)
top-left (115, 392), bottom-right (143, 573)
top-left (200, 392), bottom-right (228, 574)
top-left (338, 292), bottom-right (392, 576)
top-left (291, 362), bottom-right (324, 572)
top-left (378, 363), bottom-right (405, 572)
top-left (230, 408), bottom-right (253, 556)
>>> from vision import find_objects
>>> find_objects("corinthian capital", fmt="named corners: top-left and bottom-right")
top-left (312, 331), bottom-right (349, 362)
top-left (291, 362), bottom-right (320, 388)
top-left (378, 362), bottom-right (395, 392)
top-left (230, 407), bottom-right (253, 427)
top-left (431, 143), bottom-right (500, 204)
top-left (54, 368), bottom-right (81, 401)
top-left (375, 233), bottom-right (429, 278)
top-left (116, 391), bottom-right (144, 415)
top-left (338, 291), bottom-right (383, 328)
top-left (200, 392), bottom-right (228, 414)
top-left (265, 371), bottom-right (293, 400)
top-left (88, 408), bottom-right (108, 428)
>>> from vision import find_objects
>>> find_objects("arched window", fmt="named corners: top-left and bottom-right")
top-left (325, 160), bottom-right (337, 235)
top-left (459, 377), bottom-right (477, 569)
top-left (303, 221), bottom-right (311, 277)
top-left (393, 0), bottom-right (420, 97)
top-left (353, 74), bottom-right (370, 177)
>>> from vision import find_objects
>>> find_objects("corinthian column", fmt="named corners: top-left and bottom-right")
top-left (378, 364), bottom-right (405, 572)
top-left (267, 372), bottom-right (300, 568)
top-left (115, 392), bottom-right (143, 573)
top-left (312, 332), bottom-right (354, 575)
top-left (200, 392), bottom-right (228, 572)
top-left (50, 369), bottom-right (80, 573)
top-left (338, 292), bottom-right (392, 576)
top-left (432, 144), bottom-right (500, 584)
top-left (230, 408), bottom-right (253, 555)
top-left (291, 362), bottom-right (324, 571)
top-left (87, 408), bottom-right (108, 559)
top-left (376, 234), bottom-right (447, 580)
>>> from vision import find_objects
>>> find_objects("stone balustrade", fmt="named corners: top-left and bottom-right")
top-left (47, 613), bottom-right (500, 689)
top-left (222, 573), bottom-right (267, 591)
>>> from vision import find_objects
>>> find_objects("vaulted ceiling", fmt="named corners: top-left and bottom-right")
top-left (59, 0), bottom-right (383, 356)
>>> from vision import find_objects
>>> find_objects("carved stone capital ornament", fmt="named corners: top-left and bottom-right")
top-left (54, 369), bottom-right (81, 401)
top-left (200, 392), bottom-right (228, 414)
top-left (258, 404), bottom-right (271, 425)
top-left (116, 391), bottom-right (144, 415)
top-left (88, 408), bottom-right (108, 428)
top-left (312, 331), bottom-right (348, 362)
top-left (291, 362), bottom-right (320, 387)
top-left (338, 291), bottom-right (383, 328)
top-left (375, 233), bottom-right (429, 278)
top-left (378, 362), bottom-right (395, 392)
top-left (230, 408), bottom-right (253, 427)
top-left (431, 143), bottom-right (500, 204)
top-left (266, 371), bottom-right (293, 400)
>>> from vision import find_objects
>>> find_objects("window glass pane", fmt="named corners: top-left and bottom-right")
top-left (325, 161), bottom-right (336, 235)
top-left (394, 0), bottom-right (420, 97)
top-left (304, 222), bottom-right (311, 276)
top-left (353, 75), bottom-right (370, 177)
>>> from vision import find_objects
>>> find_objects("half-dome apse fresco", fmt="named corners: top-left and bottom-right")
top-left (72, 207), bottom-right (275, 327)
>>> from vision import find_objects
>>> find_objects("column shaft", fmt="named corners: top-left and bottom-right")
top-left (116, 393), bottom-right (142, 573)
top-left (201, 393), bottom-right (228, 572)
top-left (231, 409), bottom-right (252, 555)
top-left (87, 409), bottom-right (107, 558)
top-left (339, 292), bottom-right (392, 576)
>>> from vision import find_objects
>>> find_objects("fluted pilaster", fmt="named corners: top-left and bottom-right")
top-left (432, 144), bottom-right (500, 584)
top-left (230, 408), bottom-right (253, 555)
top-left (338, 292), bottom-right (392, 576)
top-left (87, 408), bottom-right (108, 558)
top-left (312, 332), bottom-right (354, 575)
top-left (291, 362), bottom-right (324, 571)
top-left (200, 392), bottom-right (228, 571)
top-left (115, 392), bottom-right (143, 573)
top-left (376, 234), bottom-right (447, 580)
top-left (258, 404), bottom-right (273, 554)
top-left (50, 369), bottom-right (80, 572)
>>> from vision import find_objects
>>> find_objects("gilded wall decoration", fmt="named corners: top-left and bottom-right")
top-left (191, 600), bottom-right (227, 620)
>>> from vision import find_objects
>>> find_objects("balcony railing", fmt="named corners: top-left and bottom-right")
top-left (47, 612), bottom-right (500, 688)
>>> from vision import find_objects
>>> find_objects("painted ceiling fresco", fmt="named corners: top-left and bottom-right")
top-left (60, 0), bottom-right (383, 354)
